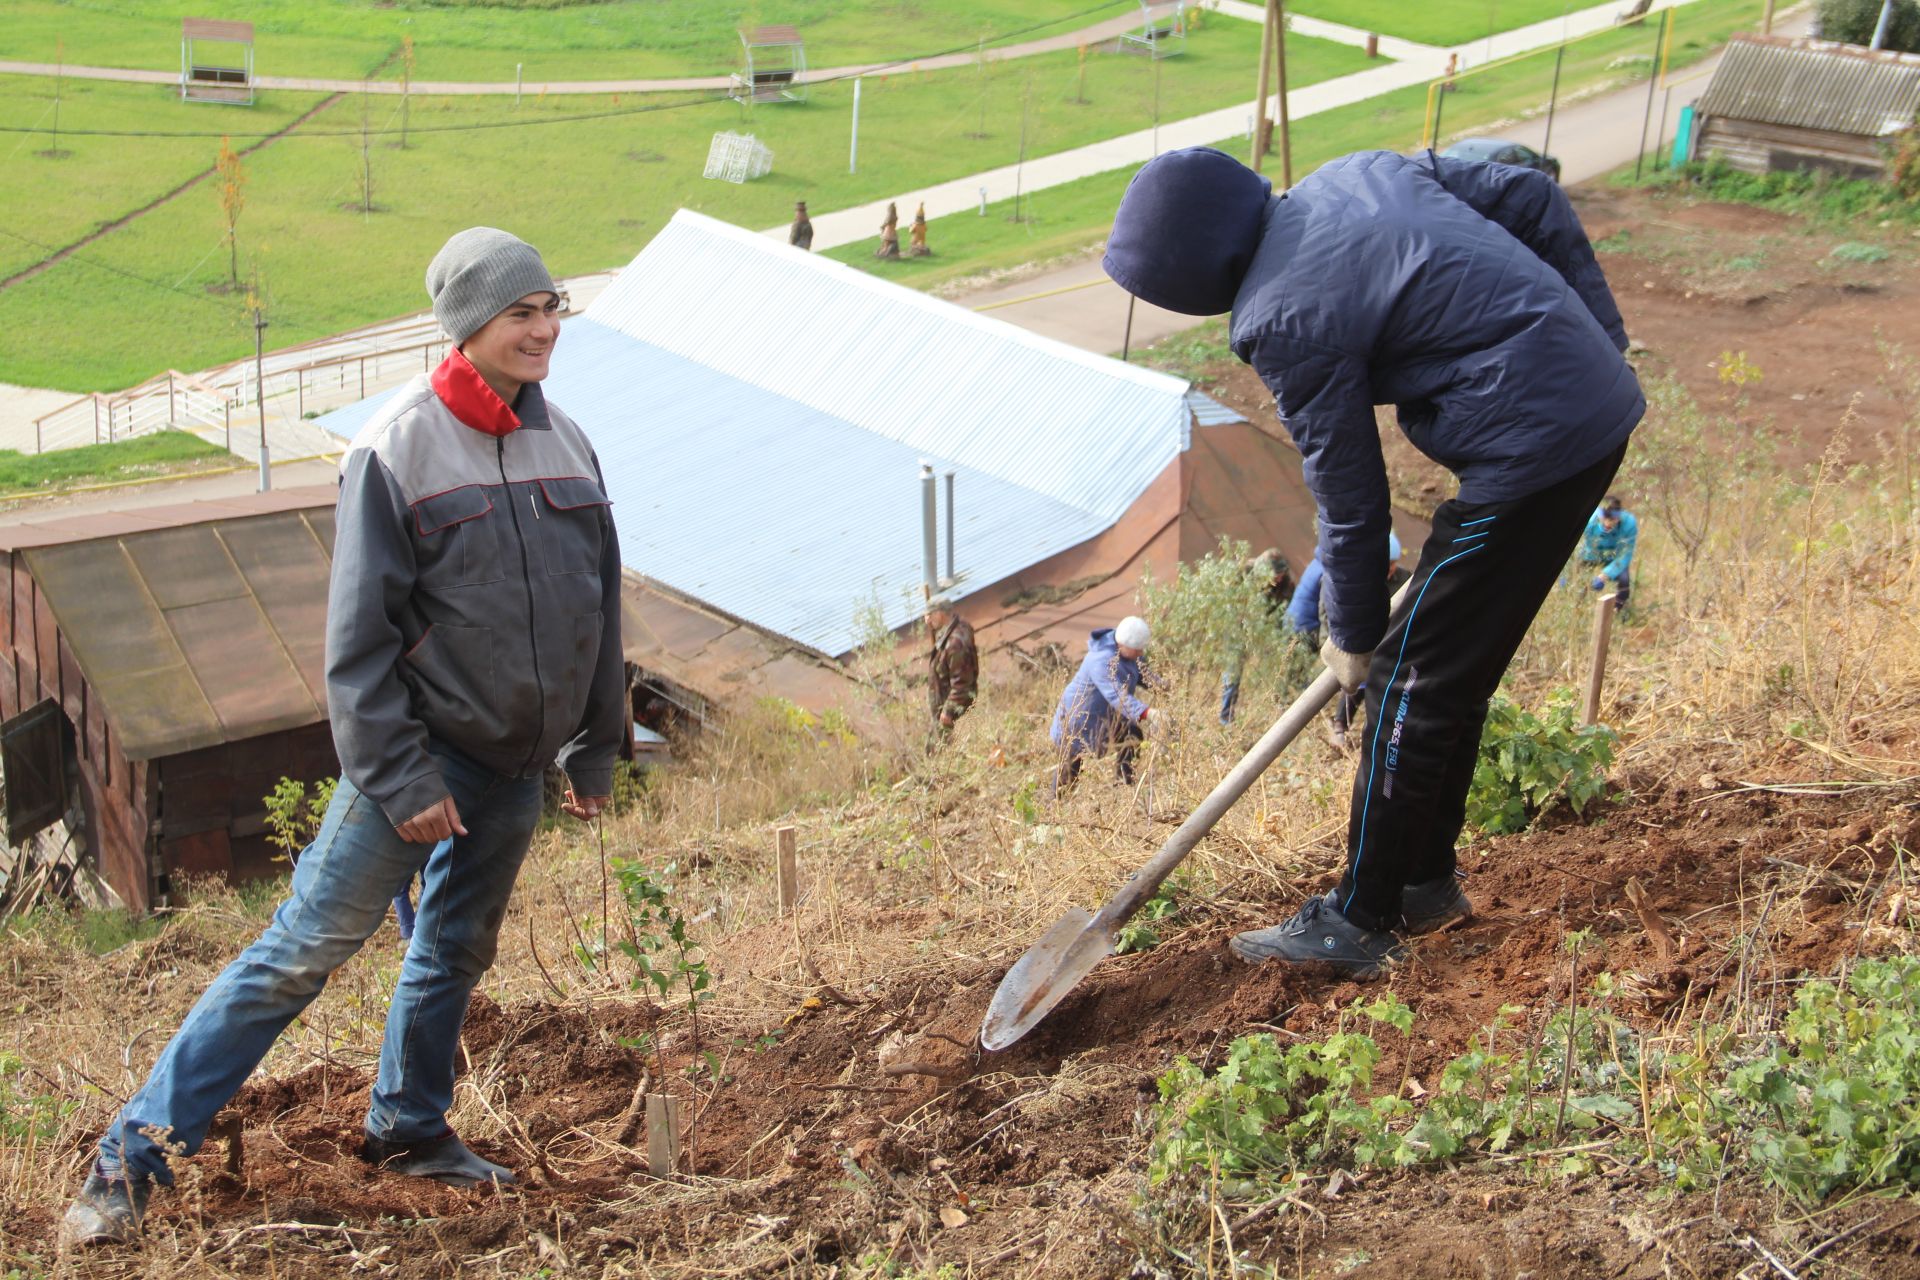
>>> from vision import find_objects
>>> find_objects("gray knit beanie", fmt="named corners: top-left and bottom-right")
top-left (425, 227), bottom-right (558, 344)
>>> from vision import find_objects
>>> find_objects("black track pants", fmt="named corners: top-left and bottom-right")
top-left (1334, 443), bottom-right (1626, 931)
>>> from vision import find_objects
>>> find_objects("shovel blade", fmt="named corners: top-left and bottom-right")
top-left (979, 907), bottom-right (1116, 1052)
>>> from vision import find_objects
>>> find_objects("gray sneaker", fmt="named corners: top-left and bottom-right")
top-left (363, 1130), bottom-right (515, 1188)
top-left (1400, 874), bottom-right (1473, 935)
top-left (1229, 893), bottom-right (1405, 977)
top-left (62, 1169), bottom-right (150, 1246)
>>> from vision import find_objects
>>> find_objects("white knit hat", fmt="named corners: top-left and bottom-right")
top-left (1116, 615), bottom-right (1151, 651)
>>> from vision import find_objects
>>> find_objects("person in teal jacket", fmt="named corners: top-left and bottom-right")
top-left (1581, 496), bottom-right (1636, 611)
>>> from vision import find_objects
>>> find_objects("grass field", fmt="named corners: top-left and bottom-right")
top-left (0, 21), bottom-right (1378, 390)
top-left (1289, 0), bottom-right (1593, 47)
top-left (4, 0), bottom-right (1153, 84)
top-left (0, 429), bottom-right (227, 495)
top-left (830, 0), bottom-right (1766, 295)
top-left (0, 78), bottom-right (331, 280)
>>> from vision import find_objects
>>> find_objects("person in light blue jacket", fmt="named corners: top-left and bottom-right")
top-left (1051, 616), bottom-right (1160, 792)
top-left (1580, 496), bottom-right (1637, 611)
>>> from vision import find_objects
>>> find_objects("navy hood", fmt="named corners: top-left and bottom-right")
top-left (1103, 147), bottom-right (1273, 316)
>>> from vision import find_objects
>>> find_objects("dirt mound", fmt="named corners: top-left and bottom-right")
top-left (88, 773), bottom-right (1913, 1277)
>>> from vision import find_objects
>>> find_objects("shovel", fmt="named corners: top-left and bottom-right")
top-left (980, 566), bottom-right (1417, 1054)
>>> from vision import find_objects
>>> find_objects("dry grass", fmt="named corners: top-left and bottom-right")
top-left (3, 352), bottom-right (1918, 1276)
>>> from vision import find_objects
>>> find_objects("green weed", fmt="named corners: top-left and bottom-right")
top-left (1466, 690), bottom-right (1616, 836)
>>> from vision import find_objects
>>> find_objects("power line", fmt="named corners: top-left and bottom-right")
top-left (0, 1), bottom-right (1131, 141)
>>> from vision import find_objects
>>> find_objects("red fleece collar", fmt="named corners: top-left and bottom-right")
top-left (431, 347), bottom-right (520, 437)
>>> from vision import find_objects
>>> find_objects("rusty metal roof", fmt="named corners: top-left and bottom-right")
top-left (181, 17), bottom-right (254, 42)
top-left (13, 487), bottom-right (336, 761)
top-left (1697, 35), bottom-right (1920, 138)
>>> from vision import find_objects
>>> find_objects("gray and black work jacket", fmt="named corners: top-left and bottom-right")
top-left (328, 348), bottom-right (625, 826)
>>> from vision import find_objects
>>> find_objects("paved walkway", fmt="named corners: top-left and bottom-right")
top-left (956, 7), bottom-right (1812, 355)
top-left (0, 6), bottom-right (1178, 96)
top-left (789, 0), bottom-right (1716, 252)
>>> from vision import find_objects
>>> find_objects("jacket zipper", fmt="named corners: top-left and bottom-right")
top-left (499, 437), bottom-right (547, 776)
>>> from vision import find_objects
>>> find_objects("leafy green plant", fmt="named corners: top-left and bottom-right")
top-left (1115, 877), bottom-right (1185, 954)
top-left (263, 775), bottom-right (338, 860)
top-left (1138, 536), bottom-right (1299, 681)
top-left (607, 859), bottom-right (712, 1046)
top-left (1727, 956), bottom-right (1920, 1199)
top-left (1466, 691), bottom-right (1616, 835)
top-left (0, 1050), bottom-right (75, 1142)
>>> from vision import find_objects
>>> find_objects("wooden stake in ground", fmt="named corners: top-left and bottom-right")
top-left (776, 825), bottom-right (798, 915)
top-left (1623, 877), bottom-right (1677, 961)
top-left (646, 1094), bottom-right (682, 1177)
top-left (1582, 593), bottom-right (1616, 725)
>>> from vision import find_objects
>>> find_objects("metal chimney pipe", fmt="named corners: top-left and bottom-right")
top-left (943, 470), bottom-right (956, 585)
top-left (920, 461), bottom-right (938, 597)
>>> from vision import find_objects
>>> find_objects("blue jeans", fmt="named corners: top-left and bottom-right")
top-left (98, 742), bottom-right (542, 1183)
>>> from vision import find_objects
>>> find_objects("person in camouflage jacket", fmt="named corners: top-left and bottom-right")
top-left (926, 598), bottom-right (978, 734)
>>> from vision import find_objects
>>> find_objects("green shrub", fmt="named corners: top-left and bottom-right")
top-left (1151, 959), bottom-right (1920, 1202)
top-left (264, 775), bottom-right (338, 859)
top-left (1465, 690), bottom-right (1616, 835)
top-left (1814, 0), bottom-right (1920, 52)
top-left (1728, 956), bottom-right (1920, 1199)
top-left (1138, 537), bottom-right (1312, 687)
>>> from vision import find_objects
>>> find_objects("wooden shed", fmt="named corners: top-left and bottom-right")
top-left (1691, 35), bottom-right (1920, 180)
top-left (0, 487), bottom-right (340, 913)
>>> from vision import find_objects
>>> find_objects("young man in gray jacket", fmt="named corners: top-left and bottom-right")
top-left (66, 228), bottom-right (626, 1244)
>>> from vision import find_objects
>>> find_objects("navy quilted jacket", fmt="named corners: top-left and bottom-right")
top-left (1104, 147), bottom-right (1643, 652)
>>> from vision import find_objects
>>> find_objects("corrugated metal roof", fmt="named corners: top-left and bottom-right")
top-left (1697, 35), bottom-right (1920, 138)
top-left (1186, 390), bottom-right (1247, 427)
top-left (588, 211), bottom-right (1190, 526)
top-left (322, 210), bottom-right (1195, 657)
top-left (19, 501), bottom-right (335, 760)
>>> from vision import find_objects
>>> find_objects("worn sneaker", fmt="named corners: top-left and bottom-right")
top-left (363, 1130), bottom-right (515, 1188)
top-left (62, 1168), bottom-right (150, 1246)
top-left (1400, 874), bottom-right (1473, 935)
top-left (1228, 893), bottom-right (1405, 977)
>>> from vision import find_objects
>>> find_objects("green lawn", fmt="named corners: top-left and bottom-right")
top-left (0, 76), bottom-right (330, 279)
top-left (0, 22), bottom-right (1376, 390)
top-left (832, 0), bottom-right (1767, 294)
top-left (1287, 0), bottom-right (1593, 47)
top-left (3, 0), bottom-right (1146, 84)
top-left (0, 430), bottom-right (228, 495)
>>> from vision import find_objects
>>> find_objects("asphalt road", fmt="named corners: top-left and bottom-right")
top-left (954, 9), bottom-right (1811, 359)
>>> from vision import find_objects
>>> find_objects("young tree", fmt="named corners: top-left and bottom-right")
top-left (399, 34), bottom-right (415, 150)
top-left (357, 87), bottom-right (376, 214)
top-left (216, 136), bottom-right (247, 289)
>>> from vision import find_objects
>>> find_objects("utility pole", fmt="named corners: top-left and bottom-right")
top-left (1251, 0), bottom-right (1274, 171)
top-left (1274, 0), bottom-right (1293, 187)
top-left (1870, 0), bottom-right (1896, 49)
top-left (253, 306), bottom-right (271, 492)
top-left (1761, 0), bottom-right (1776, 34)
top-left (849, 77), bottom-right (861, 173)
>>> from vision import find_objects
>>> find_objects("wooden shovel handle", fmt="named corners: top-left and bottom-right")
top-left (1090, 577), bottom-right (1415, 934)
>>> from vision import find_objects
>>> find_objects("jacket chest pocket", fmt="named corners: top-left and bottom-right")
top-left (411, 486), bottom-right (505, 587)
top-left (533, 477), bottom-right (611, 577)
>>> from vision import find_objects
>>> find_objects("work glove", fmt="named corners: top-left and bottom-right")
top-left (1591, 575), bottom-right (1608, 591)
top-left (1320, 637), bottom-right (1372, 696)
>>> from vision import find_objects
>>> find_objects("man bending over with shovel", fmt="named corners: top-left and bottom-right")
top-left (1103, 147), bottom-right (1642, 975)
top-left (66, 228), bottom-right (627, 1243)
